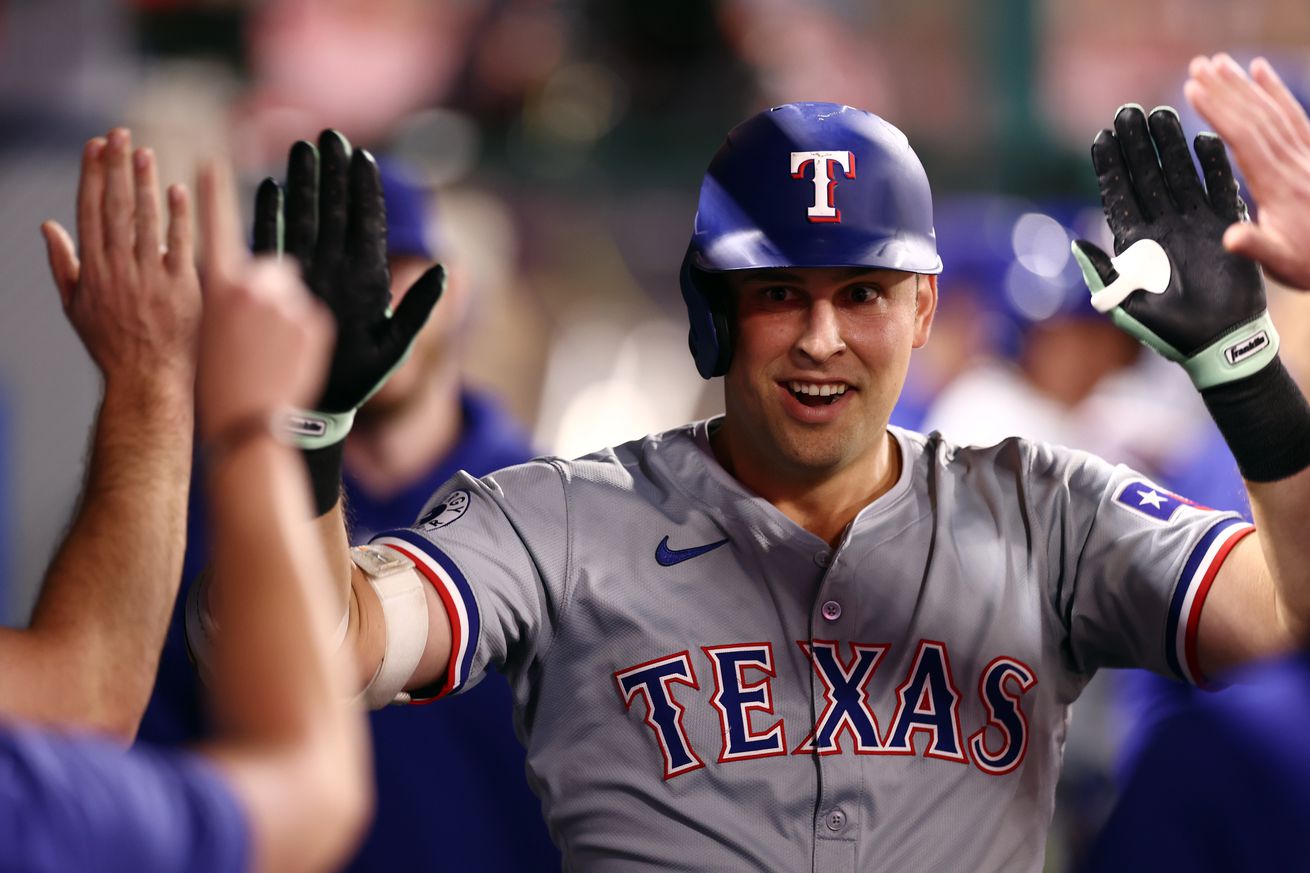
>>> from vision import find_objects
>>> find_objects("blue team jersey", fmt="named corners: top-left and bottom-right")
top-left (139, 390), bottom-right (560, 872)
top-left (1088, 651), bottom-right (1310, 872)
top-left (0, 726), bottom-right (247, 873)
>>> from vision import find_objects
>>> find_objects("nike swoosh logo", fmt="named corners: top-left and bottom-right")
top-left (655, 536), bottom-right (730, 567)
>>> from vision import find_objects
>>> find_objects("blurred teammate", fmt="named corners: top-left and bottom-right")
top-left (140, 155), bottom-right (555, 871)
top-left (1087, 54), bottom-right (1310, 872)
top-left (215, 101), bottom-right (1310, 871)
top-left (1185, 54), bottom-right (1310, 291)
top-left (2, 132), bottom-right (369, 872)
top-left (0, 129), bottom-right (200, 741)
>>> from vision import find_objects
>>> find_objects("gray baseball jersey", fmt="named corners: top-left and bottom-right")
top-left (370, 420), bottom-right (1250, 873)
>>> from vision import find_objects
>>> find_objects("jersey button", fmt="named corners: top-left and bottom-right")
top-left (814, 550), bottom-right (831, 568)
top-left (821, 600), bottom-right (842, 621)
top-left (825, 809), bottom-right (847, 832)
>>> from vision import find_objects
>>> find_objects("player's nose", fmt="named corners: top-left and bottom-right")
top-left (794, 300), bottom-right (846, 364)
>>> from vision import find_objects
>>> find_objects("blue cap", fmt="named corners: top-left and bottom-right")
top-left (378, 157), bottom-right (438, 260)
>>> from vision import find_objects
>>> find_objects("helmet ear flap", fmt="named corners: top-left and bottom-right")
top-left (680, 247), bottom-right (734, 379)
top-left (707, 286), bottom-right (733, 378)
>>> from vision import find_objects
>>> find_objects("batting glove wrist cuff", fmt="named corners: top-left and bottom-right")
top-left (1181, 312), bottom-right (1280, 390)
top-left (301, 439), bottom-right (346, 517)
top-left (283, 407), bottom-right (357, 450)
top-left (1201, 357), bottom-right (1310, 482)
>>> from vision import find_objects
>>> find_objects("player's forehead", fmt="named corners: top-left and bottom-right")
top-left (723, 266), bottom-right (916, 289)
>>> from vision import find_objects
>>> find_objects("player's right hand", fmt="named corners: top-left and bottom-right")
top-left (253, 130), bottom-right (444, 449)
top-left (41, 128), bottom-right (201, 392)
top-left (1072, 104), bottom-right (1276, 391)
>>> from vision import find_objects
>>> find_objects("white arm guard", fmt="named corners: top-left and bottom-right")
top-left (349, 544), bottom-right (430, 709)
top-left (184, 544), bottom-right (428, 710)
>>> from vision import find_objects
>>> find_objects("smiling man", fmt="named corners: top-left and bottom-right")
top-left (712, 264), bottom-right (933, 543)
top-left (207, 102), bottom-right (1310, 872)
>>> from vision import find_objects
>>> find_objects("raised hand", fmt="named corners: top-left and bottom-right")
top-left (253, 131), bottom-right (444, 448)
top-left (1185, 53), bottom-right (1310, 291)
top-left (1072, 104), bottom-right (1274, 391)
top-left (41, 128), bottom-right (201, 392)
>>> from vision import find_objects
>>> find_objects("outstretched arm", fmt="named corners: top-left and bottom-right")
top-left (1184, 53), bottom-right (1310, 291)
top-left (191, 159), bottom-right (371, 873)
top-left (226, 130), bottom-right (448, 701)
top-left (0, 129), bottom-right (200, 740)
top-left (1073, 105), bottom-right (1310, 677)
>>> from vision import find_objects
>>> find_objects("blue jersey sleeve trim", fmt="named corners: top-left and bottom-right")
top-left (1165, 516), bottom-right (1253, 685)
top-left (371, 529), bottom-right (481, 699)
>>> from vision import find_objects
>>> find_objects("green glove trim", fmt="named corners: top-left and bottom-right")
top-left (284, 408), bottom-right (357, 451)
top-left (355, 306), bottom-right (413, 408)
top-left (1181, 312), bottom-right (1280, 390)
top-left (1073, 242), bottom-right (1279, 389)
top-left (1075, 242), bottom-right (1187, 363)
top-left (1105, 308), bottom-right (1184, 363)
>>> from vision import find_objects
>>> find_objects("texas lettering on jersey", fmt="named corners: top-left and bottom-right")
top-left (615, 638), bottom-right (1036, 780)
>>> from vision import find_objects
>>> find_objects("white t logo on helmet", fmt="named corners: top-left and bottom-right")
top-left (790, 151), bottom-right (856, 223)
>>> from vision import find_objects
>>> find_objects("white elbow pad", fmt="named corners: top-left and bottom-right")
top-left (350, 544), bottom-right (430, 710)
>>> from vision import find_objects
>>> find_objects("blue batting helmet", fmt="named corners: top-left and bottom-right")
top-left (680, 102), bottom-right (942, 378)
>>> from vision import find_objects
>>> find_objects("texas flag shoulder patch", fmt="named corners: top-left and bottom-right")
top-left (1112, 478), bottom-right (1210, 523)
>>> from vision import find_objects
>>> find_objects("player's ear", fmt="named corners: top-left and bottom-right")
top-left (912, 273), bottom-right (937, 348)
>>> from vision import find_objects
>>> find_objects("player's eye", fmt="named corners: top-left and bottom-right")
top-left (846, 283), bottom-right (883, 304)
top-left (758, 285), bottom-right (796, 303)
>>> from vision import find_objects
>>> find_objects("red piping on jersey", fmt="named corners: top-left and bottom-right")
top-left (1184, 524), bottom-right (1255, 688)
top-left (384, 542), bottom-right (463, 705)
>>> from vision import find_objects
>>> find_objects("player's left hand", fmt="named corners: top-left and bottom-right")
top-left (253, 130), bottom-right (444, 448)
top-left (1072, 104), bottom-right (1276, 390)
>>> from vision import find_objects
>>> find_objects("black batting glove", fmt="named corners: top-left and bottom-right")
top-left (255, 130), bottom-right (444, 512)
top-left (1073, 104), bottom-right (1310, 482)
top-left (1071, 104), bottom-right (1275, 389)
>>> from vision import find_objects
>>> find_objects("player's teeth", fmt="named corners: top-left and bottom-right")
top-left (788, 382), bottom-right (848, 397)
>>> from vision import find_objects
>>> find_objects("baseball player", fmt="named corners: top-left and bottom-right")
top-left (209, 101), bottom-right (1310, 872)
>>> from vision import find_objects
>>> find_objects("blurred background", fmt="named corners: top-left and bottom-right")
top-left (2, 0), bottom-right (1309, 869)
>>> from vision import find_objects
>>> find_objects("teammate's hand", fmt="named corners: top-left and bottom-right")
top-left (195, 160), bottom-right (334, 444)
top-left (1072, 104), bottom-right (1275, 389)
top-left (41, 128), bottom-right (201, 391)
top-left (253, 130), bottom-right (444, 447)
top-left (1184, 53), bottom-right (1310, 291)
